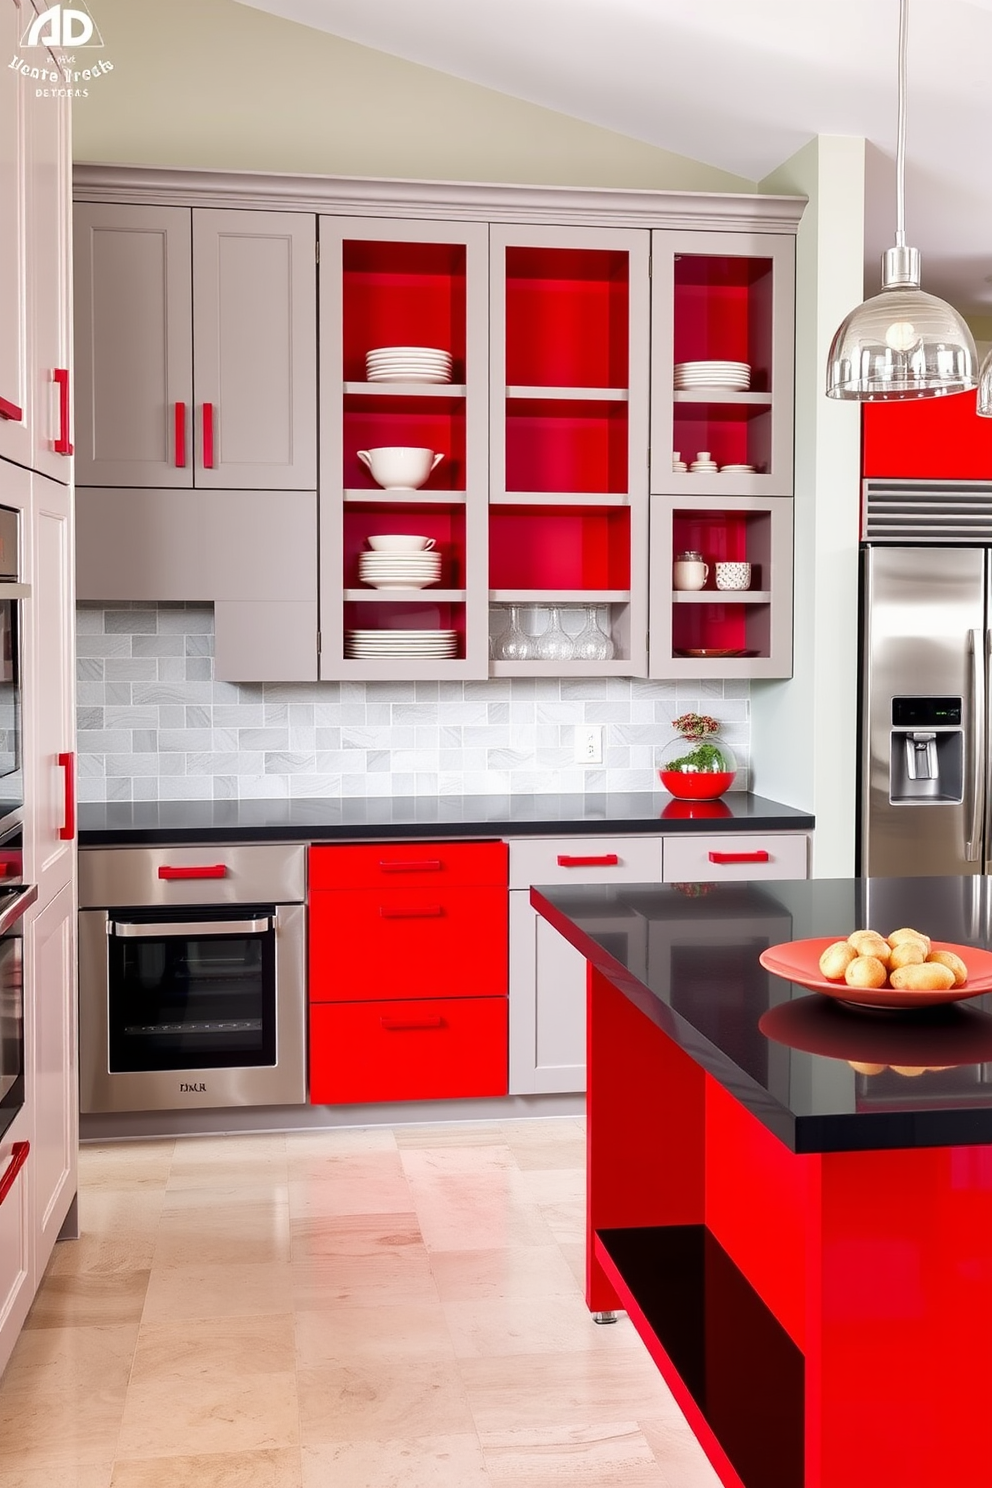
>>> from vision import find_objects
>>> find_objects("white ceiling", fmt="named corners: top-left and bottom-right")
top-left (234, 0), bottom-right (992, 319)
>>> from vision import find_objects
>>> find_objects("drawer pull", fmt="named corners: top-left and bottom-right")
top-left (158, 864), bottom-right (228, 880)
top-left (379, 904), bottom-right (444, 919)
top-left (380, 1015), bottom-right (445, 1031)
top-left (707, 850), bottom-right (770, 865)
top-left (0, 1141), bottom-right (29, 1208)
top-left (379, 860), bottom-right (442, 873)
top-left (556, 853), bottom-right (619, 868)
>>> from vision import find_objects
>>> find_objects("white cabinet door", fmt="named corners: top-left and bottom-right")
top-left (0, 1106), bottom-right (34, 1379)
top-left (24, 471), bottom-right (75, 903)
top-left (24, 884), bottom-right (76, 1269)
top-left (0, 0), bottom-right (31, 468)
top-left (509, 889), bottom-right (588, 1095)
top-left (25, 75), bottom-right (71, 483)
top-left (192, 209), bottom-right (316, 490)
top-left (73, 202), bottom-right (193, 487)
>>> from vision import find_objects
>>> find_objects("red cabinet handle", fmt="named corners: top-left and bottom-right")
top-left (0, 1142), bottom-right (29, 1207)
top-left (707, 850), bottom-right (769, 865)
top-left (379, 860), bottom-right (442, 873)
top-left (53, 369), bottom-right (73, 455)
top-left (158, 864), bottom-right (228, 880)
top-left (202, 402), bottom-right (214, 468)
top-left (379, 904), bottom-right (443, 919)
top-left (380, 1016), bottom-right (444, 1031)
top-left (57, 751), bottom-right (75, 840)
top-left (556, 853), bottom-right (619, 868)
top-left (0, 396), bottom-right (22, 423)
top-left (174, 401), bottom-right (187, 467)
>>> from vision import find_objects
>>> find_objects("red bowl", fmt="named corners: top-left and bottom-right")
top-left (659, 769), bottom-right (735, 801)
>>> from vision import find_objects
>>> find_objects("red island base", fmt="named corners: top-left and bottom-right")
top-left (586, 965), bottom-right (992, 1488)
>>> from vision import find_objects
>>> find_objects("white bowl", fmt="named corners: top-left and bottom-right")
top-left (356, 447), bottom-right (444, 490)
top-left (365, 534), bottom-right (436, 552)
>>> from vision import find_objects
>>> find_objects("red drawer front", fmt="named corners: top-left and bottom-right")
top-left (309, 996), bottom-right (508, 1104)
top-left (309, 885), bottom-right (507, 1001)
top-left (309, 840), bottom-right (507, 891)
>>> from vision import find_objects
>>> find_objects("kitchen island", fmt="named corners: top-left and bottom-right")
top-left (531, 874), bottom-right (992, 1488)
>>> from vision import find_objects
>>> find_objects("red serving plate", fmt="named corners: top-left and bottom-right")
top-left (759, 937), bottom-right (992, 1009)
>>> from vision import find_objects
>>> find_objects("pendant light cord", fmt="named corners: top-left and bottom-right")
top-left (895, 0), bottom-right (908, 248)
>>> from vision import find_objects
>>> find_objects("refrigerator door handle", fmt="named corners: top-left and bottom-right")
top-left (966, 628), bottom-right (986, 861)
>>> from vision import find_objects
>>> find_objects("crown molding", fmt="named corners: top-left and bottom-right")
top-left (73, 164), bottom-right (806, 234)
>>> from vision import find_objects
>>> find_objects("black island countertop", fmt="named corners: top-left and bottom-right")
top-left (531, 873), bottom-right (992, 1154)
top-left (77, 790), bottom-right (813, 847)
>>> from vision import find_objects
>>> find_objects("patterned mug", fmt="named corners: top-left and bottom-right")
top-left (715, 562), bottom-right (751, 591)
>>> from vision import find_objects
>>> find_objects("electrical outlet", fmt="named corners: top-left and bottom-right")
top-left (576, 724), bottom-right (604, 765)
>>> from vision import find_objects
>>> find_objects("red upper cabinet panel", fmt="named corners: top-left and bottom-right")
top-left (862, 391), bottom-right (992, 479)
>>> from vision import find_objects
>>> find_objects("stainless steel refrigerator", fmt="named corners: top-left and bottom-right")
top-left (859, 481), bottom-right (992, 876)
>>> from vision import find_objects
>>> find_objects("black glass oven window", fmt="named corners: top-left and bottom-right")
top-left (0, 599), bottom-right (20, 780)
top-left (108, 923), bottom-right (276, 1072)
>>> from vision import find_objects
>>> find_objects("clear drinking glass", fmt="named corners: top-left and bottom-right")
top-left (572, 605), bottom-right (615, 660)
top-left (534, 605), bottom-right (574, 662)
top-left (496, 605), bottom-right (535, 661)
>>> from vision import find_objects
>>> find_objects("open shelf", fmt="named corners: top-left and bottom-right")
top-left (344, 503), bottom-right (467, 590)
top-left (673, 253), bottom-right (773, 382)
top-left (505, 244), bottom-right (630, 389)
top-left (504, 398), bottom-right (629, 495)
top-left (342, 238), bottom-right (466, 382)
top-left (343, 381), bottom-right (467, 398)
top-left (345, 588), bottom-right (466, 602)
top-left (342, 395), bottom-right (466, 492)
top-left (490, 506), bottom-right (631, 590)
top-left (595, 1225), bottom-right (804, 1488)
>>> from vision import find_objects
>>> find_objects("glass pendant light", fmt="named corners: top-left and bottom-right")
top-left (825, 0), bottom-right (977, 401)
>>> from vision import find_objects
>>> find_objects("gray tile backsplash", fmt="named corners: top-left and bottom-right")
top-left (76, 604), bottom-right (751, 802)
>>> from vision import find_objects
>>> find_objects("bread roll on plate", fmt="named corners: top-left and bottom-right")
top-left (889, 962), bottom-right (956, 992)
top-left (818, 941), bottom-right (858, 980)
top-left (844, 955), bottom-right (888, 989)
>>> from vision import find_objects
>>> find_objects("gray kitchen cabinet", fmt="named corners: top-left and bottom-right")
top-left (24, 884), bottom-right (76, 1268)
top-left (0, 0), bottom-right (31, 470)
top-left (73, 204), bottom-right (316, 490)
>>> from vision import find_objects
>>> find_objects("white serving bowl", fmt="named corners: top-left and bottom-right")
top-left (365, 534), bottom-right (436, 552)
top-left (356, 447), bottom-right (444, 490)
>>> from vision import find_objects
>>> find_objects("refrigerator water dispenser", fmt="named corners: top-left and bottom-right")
top-left (889, 697), bottom-right (964, 804)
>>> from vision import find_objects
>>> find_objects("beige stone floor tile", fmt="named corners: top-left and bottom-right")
top-left (287, 1154), bottom-right (413, 1217)
top-left (393, 1122), bottom-right (506, 1150)
top-left (78, 1140), bottom-right (175, 1189)
top-left (1, 1322), bottom-right (137, 1392)
top-left (74, 1188), bottom-right (168, 1241)
top-left (558, 1241), bottom-right (587, 1294)
top-left (398, 1143), bottom-right (515, 1180)
top-left (289, 1210), bottom-right (423, 1261)
top-left (47, 1231), bottom-right (158, 1277)
top-left (116, 1369), bottom-right (299, 1459)
top-left (499, 1119), bottom-right (588, 1172)
top-left (151, 1198), bottom-right (291, 1267)
top-left (140, 1261), bottom-right (295, 1322)
top-left (0, 1376), bottom-right (128, 1470)
top-left (297, 1360), bottom-right (476, 1445)
top-left (21, 1270), bottom-right (150, 1331)
top-left (430, 1245), bottom-right (580, 1304)
top-left (509, 1167), bottom-right (584, 1206)
top-left (480, 1421), bottom-right (668, 1487)
top-left (301, 1434), bottom-right (492, 1487)
top-left (639, 1417), bottom-right (724, 1487)
top-left (458, 1349), bottom-right (678, 1434)
top-left (0, 1465), bottom-right (114, 1488)
top-left (128, 1313), bottom-right (297, 1385)
top-left (109, 1449), bottom-right (302, 1488)
top-left (166, 1134), bottom-right (289, 1191)
top-left (441, 1293), bottom-right (643, 1359)
top-left (536, 1197), bottom-right (586, 1245)
top-left (295, 1301), bottom-right (456, 1368)
top-left (410, 1177), bottom-right (558, 1252)
top-left (285, 1126), bottom-right (399, 1156)
top-left (290, 1248), bottom-right (441, 1309)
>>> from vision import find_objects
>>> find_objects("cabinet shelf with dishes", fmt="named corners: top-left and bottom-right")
top-left (320, 218), bottom-right (490, 677)
top-left (648, 494), bottom-right (793, 679)
top-left (488, 227), bottom-right (650, 675)
top-left (650, 230), bottom-right (795, 498)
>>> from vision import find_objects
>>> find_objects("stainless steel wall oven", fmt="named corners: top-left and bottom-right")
top-left (79, 844), bottom-right (307, 1113)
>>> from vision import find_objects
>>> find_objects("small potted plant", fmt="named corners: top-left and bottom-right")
top-left (657, 712), bottom-right (736, 801)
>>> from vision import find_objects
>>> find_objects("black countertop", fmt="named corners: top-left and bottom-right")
top-left (77, 791), bottom-right (813, 846)
top-left (531, 874), bottom-right (992, 1154)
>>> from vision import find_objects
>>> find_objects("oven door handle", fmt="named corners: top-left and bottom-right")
top-left (108, 916), bottom-right (272, 937)
top-left (0, 582), bottom-right (30, 598)
top-left (0, 884), bottom-right (37, 936)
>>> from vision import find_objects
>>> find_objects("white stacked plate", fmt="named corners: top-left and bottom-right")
top-left (347, 628), bottom-right (458, 657)
top-left (674, 360), bottom-right (751, 392)
top-left (366, 346), bottom-right (452, 384)
top-left (720, 463), bottom-right (756, 474)
top-left (690, 459), bottom-right (719, 473)
top-left (358, 552), bottom-right (442, 590)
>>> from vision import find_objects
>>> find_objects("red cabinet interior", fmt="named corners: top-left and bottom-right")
top-left (862, 390), bottom-right (992, 479)
top-left (672, 403), bottom-right (772, 475)
top-left (673, 254), bottom-right (773, 387)
top-left (669, 508), bottom-right (772, 658)
top-left (309, 996), bottom-right (508, 1104)
top-left (344, 502), bottom-right (466, 588)
top-left (343, 395), bottom-right (466, 491)
top-left (341, 599), bottom-right (466, 649)
top-left (505, 246), bottom-right (629, 388)
top-left (489, 506), bottom-right (631, 589)
top-left (341, 239), bottom-right (467, 381)
top-left (504, 399), bottom-right (628, 494)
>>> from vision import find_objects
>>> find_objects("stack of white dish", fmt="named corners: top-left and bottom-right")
top-left (674, 360), bottom-right (751, 392)
top-left (689, 449), bottom-right (718, 474)
top-left (358, 550), bottom-right (442, 589)
top-left (365, 347), bottom-right (452, 383)
top-left (346, 628), bottom-right (458, 658)
top-left (720, 462), bottom-right (756, 474)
